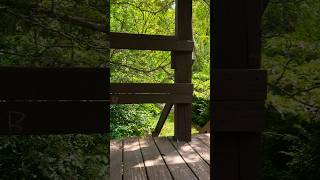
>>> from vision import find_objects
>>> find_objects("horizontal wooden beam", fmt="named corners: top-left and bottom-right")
top-left (0, 67), bottom-right (109, 100)
top-left (110, 94), bottom-right (192, 104)
top-left (110, 32), bottom-right (194, 51)
top-left (0, 102), bottom-right (108, 135)
top-left (212, 69), bottom-right (267, 100)
top-left (110, 83), bottom-right (193, 94)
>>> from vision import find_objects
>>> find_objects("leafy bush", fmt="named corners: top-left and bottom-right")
top-left (110, 104), bottom-right (156, 139)
top-left (262, 103), bottom-right (320, 180)
top-left (192, 96), bottom-right (210, 127)
top-left (0, 134), bottom-right (109, 179)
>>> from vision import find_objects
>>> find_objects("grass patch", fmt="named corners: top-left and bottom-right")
top-left (150, 113), bottom-right (199, 137)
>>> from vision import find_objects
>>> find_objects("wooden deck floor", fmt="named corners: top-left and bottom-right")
top-left (110, 133), bottom-right (210, 180)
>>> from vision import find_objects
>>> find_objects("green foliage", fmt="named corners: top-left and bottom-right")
top-left (0, 134), bottom-right (108, 179)
top-left (192, 96), bottom-right (210, 127)
top-left (109, 0), bottom-right (210, 139)
top-left (0, 0), bottom-right (108, 67)
top-left (110, 104), bottom-right (156, 139)
top-left (262, 1), bottom-right (320, 179)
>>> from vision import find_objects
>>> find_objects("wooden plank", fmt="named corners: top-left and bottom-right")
top-left (212, 101), bottom-right (265, 132)
top-left (0, 67), bottom-right (108, 100)
top-left (212, 69), bottom-right (267, 100)
top-left (152, 103), bottom-right (173, 137)
top-left (212, 133), bottom-right (240, 180)
top-left (110, 32), bottom-right (193, 51)
top-left (110, 94), bottom-right (192, 104)
top-left (153, 137), bottom-right (197, 180)
top-left (189, 137), bottom-right (210, 165)
top-left (194, 133), bottom-right (210, 147)
top-left (139, 137), bottom-right (173, 180)
top-left (110, 139), bottom-right (123, 180)
top-left (110, 83), bottom-right (193, 94)
top-left (123, 138), bottom-right (148, 180)
top-left (169, 137), bottom-right (210, 180)
top-left (0, 102), bottom-right (108, 135)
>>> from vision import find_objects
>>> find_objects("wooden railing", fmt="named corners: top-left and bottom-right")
top-left (110, 0), bottom-right (193, 141)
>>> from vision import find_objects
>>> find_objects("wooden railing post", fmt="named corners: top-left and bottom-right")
top-left (212, 0), bottom-right (266, 179)
top-left (172, 0), bottom-right (193, 142)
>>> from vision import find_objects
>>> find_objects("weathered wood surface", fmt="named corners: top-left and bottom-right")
top-left (194, 133), bottom-right (210, 147)
top-left (170, 138), bottom-right (210, 180)
top-left (154, 137), bottom-right (197, 180)
top-left (110, 140), bottom-right (123, 180)
top-left (140, 137), bottom-right (173, 180)
top-left (110, 134), bottom-right (210, 180)
top-left (110, 32), bottom-right (193, 51)
top-left (123, 138), bottom-right (148, 180)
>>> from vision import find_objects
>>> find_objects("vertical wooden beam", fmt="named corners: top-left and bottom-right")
top-left (211, 0), bottom-right (264, 179)
top-left (172, 0), bottom-right (193, 142)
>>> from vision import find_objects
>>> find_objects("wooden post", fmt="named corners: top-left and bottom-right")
top-left (172, 0), bottom-right (193, 142)
top-left (211, 0), bottom-right (266, 179)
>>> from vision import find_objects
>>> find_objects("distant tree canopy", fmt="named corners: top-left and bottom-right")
top-left (110, 0), bottom-right (210, 98)
top-left (0, 0), bottom-right (109, 67)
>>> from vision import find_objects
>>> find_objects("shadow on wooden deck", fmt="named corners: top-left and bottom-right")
top-left (110, 133), bottom-right (210, 180)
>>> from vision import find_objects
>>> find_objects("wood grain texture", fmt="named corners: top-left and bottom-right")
top-left (111, 134), bottom-right (210, 180)
top-left (169, 137), bottom-right (210, 180)
top-left (110, 140), bottom-right (123, 180)
top-left (153, 137), bottom-right (198, 180)
top-left (139, 137), bottom-right (173, 180)
top-left (123, 138), bottom-right (148, 180)
top-left (189, 137), bottom-right (210, 165)
top-left (194, 133), bottom-right (210, 147)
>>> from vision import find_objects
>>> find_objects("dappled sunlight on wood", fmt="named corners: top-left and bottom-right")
top-left (110, 134), bottom-right (210, 180)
